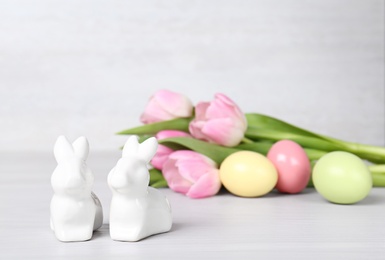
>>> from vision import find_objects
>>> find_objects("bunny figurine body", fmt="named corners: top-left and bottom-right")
top-left (50, 136), bottom-right (103, 242)
top-left (108, 136), bottom-right (172, 242)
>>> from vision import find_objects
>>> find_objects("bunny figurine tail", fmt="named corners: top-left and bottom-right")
top-left (50, 136), bottom-right (103, 242)
top-left (108, 136), bottom-right (172, 242)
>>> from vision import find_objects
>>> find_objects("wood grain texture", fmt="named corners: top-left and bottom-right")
top-left (1, 152), bottom-right (385, 259)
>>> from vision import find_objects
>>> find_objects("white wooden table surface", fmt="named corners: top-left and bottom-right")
top-left (1, 151), bottom-right (385, 259)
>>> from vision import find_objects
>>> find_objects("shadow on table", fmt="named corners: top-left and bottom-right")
top-left (92, 224), bottom-right (109, 240)
top-left (355, 193), bottom-right (385, 206)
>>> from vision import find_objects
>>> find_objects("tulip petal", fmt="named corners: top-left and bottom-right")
top-left (176, 158), bottom-right (216, 183)
top-left (201, 118), bottom-right (245, 146)
top-left (216, 93), bottom-right (245, 120)
top-left (153, 90), bottom-right (193, 118)
top-left (168, 151), bottom-right (216, 183)
top-left (194, 102), bottom-right (210, 121)
top-left (140, 90), bottom-right (193, 124)
top-left (162, 158), bottom-right (192, 194)
top-left (169, 150), bottom-right (217, 166)
top-left (206, 94), bottom-right (244, 121)
top-left (186, 170), bottom-right (221, 199)
top-left (188, 120), bottom-right (208, 140)
top-left (163, 150), bottom-right (220, 198)
top-left (151, 145), bottom-right (173, 170)
top-left (168, 150), bottom-right (197, 161)
top-left (156, 130), bottom-right (191, 140)
top-left (188, 93), bottom-right (247, 147)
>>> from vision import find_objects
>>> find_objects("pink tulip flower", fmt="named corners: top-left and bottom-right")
top-left (140, 89), bottom-right (194, 124)
top-left (151, 130), bottom-right (191, 170)
top-left (189, 93), bottom-right (247, 147)
top-left (162, 150), bottom-right (221, 199)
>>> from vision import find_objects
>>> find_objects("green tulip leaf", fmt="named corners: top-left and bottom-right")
top-left (246, 113), bottom-right (385, 163)
top-left (149, 168), bottom-right (166, 185)
top-left (245, 127), bottom-right (343, 152)
top-left (151, 179), bottom-right (169, 188)
top-left (245, 113), bottom-right (323, 139)
top-left (159, 137), bottom-right (240, 165)
top-left (235, 142), bottom-right (273, 155)
top-left (117, 117), bottom-right (192, 135)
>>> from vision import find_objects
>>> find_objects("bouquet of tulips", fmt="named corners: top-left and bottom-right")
top-left (118, 90), bottom-right (385, 199)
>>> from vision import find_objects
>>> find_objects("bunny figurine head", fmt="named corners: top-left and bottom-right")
top-left (52, 135), bottom-right (93, 196)
top-left (108, 136), bottom-right (158, 196)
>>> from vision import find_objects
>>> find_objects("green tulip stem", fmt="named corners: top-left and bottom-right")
top-left (245, 113), bottom-right (385, 164)
top-left (369, 164), bottom-right (385, 186)
top-left (245, 128), bottom-right (344, 152)
top-left (368, 164), bottom-right (385, 174)
top-left (371, 171), bottom-right (385, 187)
top-left (341, 142), bottom-right (385, 163)
top-left (241, 137), bottom-right (254, 144)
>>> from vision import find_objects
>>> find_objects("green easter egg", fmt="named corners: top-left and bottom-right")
top-left (313, 151), bottom-right (372, 204)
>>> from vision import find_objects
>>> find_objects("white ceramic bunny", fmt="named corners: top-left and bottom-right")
top-left (50, 136), bottom-right (103, 242)
top-left (108, 136), bottom-right (172, 242)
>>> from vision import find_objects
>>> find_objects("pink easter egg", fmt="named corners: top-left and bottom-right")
top-left (267, 140), bottom-right (311, 194)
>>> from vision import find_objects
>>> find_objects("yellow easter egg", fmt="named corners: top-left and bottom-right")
top-left (220, 151), bottom-right (278, 197)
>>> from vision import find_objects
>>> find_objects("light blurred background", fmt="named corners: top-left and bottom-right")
top-left (0, 0), bottom-right (384, 153)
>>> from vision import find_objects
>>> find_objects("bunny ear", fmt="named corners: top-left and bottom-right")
top-left (54, 135), bottom-right (74, 163)
top-left (72, 136), bottom-right (89, 160)
top-left (122, 135), bottom-right (140, 158)
top-left (138, 137), bottom-right (158, 163)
